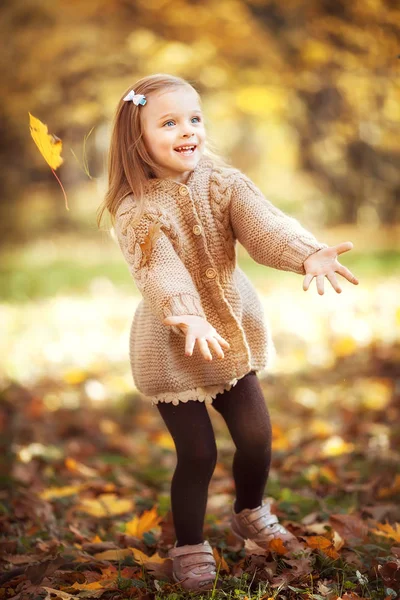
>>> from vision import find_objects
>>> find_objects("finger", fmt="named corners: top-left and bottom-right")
top-left (198, 338), bottom-right (212, 361)
top-left (326, 272), bottom-right (342, 293)
top-left (214, 333), bottom-right (230, 349)
top-left (335, 264), bottom-right (359, 285)
top-left (185, 334), bottom-right (196, 357)
top-left (303, 273), bottom-right (314, 291)
top-left (316, 274), bottom-right (325, 295)
top-left (206, 337), bottom-right (224, 359)
top-left (334, 241), bottom-right (353, 255)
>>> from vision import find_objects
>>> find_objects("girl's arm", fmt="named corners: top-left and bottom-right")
top-left (114, 205), bottom-right (206, 336)
top-left (229, 172), bottom-right (328, 275)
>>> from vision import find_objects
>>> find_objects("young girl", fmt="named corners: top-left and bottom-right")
top-left (99, 73), bottom-right (359, 592)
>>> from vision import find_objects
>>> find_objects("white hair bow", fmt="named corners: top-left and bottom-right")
top-left (123, 90), bottom-right (147, 106)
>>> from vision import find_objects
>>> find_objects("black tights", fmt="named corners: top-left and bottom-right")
top-left (156, 371), bottom-right (272, 546)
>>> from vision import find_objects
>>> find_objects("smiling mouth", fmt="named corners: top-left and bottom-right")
top-left (174, 145), bottom-right (197, 155)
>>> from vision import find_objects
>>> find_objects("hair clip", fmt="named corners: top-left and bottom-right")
top-left (123, 90), bottom-right (147, 106)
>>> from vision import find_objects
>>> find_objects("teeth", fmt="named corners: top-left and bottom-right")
top-left (175, 145), bottom-right (195, 152)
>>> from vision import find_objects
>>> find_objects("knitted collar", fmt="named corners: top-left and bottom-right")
top-left (144, 157), bottom-right (214, 194)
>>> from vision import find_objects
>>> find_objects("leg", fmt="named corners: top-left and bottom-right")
top-left (156, 399), bottom-right (218, 546)
top-left (211, 371), bottom-right (272, 512)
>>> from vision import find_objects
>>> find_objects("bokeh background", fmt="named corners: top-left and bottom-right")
top-left (1, 0), bottom-right (400, 594)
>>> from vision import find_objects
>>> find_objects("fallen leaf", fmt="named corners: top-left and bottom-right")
top-left (76, 494), bottom-right (134, 517)
top-left (371, 521), bottom-right (400, 543)
top-left (93, 548), bottom-right (132, 560)
top-left (378, 558), bottom-right (400, 587)
top-left (330, 513), bottom-right (368, 543)
top-left (125, 506), bottom-right (162, 539)
top-left (212, 546), bottom-right (230, 573)
top-left (269, 537), bottom-right (290, 555)
top-left (305, 535), bottom-right (340, 559)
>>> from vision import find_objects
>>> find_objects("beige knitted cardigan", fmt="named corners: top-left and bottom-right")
top-left (114, 158), bottom-right (328, 406)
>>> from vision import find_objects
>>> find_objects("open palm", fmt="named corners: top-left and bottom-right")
top-left (303, 241), bottom-right (359, 295)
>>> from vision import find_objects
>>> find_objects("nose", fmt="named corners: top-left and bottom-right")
top-left (183, 131), bottom-right (194, 138)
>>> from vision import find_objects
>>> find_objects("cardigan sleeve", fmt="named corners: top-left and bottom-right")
top-left (229, 172), bottom-right (329, 275)
top-left (114, 203), bottom-right (206, 335)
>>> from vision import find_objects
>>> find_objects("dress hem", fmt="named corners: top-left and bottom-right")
top-left (143, 375), bottom-right (244, 407)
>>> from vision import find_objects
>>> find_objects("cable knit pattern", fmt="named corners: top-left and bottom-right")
top-left (113, 158), bottom-right (328, 406)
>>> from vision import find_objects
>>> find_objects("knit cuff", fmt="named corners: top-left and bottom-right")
top-left (162, 294), bottom-right (206, 337)
top-left (279, 237), bottom-right (329, 275)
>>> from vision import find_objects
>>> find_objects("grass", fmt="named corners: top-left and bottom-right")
top-left (1, 245), bottom-right (399, 303)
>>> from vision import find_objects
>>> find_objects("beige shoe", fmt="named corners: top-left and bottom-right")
top-left (168, 540), bottom-right (221, 591)
top-left (231, 500), bottom-right (295, 549)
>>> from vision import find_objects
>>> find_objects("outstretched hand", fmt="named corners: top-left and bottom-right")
top-left (303, 241), bottom-right (359, 295)
top-left (163, 315), bottom-right (230, 361)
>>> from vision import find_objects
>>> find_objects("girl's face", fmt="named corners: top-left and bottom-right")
top-left (141, 86), bottom-right (206, 183)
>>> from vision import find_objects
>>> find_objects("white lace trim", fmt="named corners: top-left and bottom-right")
top-left (144, 375), bottom-right (242, 406)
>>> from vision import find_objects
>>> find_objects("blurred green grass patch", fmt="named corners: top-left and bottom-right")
top-left (0, 233), bottom-right (399, 302)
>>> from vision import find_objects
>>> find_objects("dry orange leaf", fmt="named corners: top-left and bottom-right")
top-left (139, 222), bottom-right (163, 266)
top-left (39, 484), bottom-right (86, 500)
top-left (93, 548), bottom-right (133, 561)
top-left (125, 506), bottom-right (162, 539)
top-left (131, 548), bottom-right (166, 565)
top-left (71, 581), bottom-right (110, 591)
top-left (28, 112), bottom-right (68, 210)
top-left (378, 474), bottom-right (400, 499)
top-left (269, 537), bottom-right (290, 555)
top-left (371, 521), bottom-right (400, 543)
top-left (305, 535), bottom-right (340, 559)
top-left (42, 587), bottom-right (77, 600)
top-left (76, 493), bottom-right (133, 517)
top-left (212, 547), bottom-right (230, 572)
top-left (65, 457), bottom-right (98, 478)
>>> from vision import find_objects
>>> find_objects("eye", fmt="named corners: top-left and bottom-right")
top-left (163, 120), bottom-right (175, 127)
top-left (191, 116), bottom-right (201, 123)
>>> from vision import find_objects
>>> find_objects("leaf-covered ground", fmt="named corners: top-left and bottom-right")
top-left (1, 270), bottom-right (400, 599)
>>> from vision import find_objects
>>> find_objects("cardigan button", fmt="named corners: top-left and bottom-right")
top-left (192, 224), bottom-right (202, 235)
top-left (205, 268), bottom-right (217, 279)
top-left (179, 186), bottom-right (189, 196)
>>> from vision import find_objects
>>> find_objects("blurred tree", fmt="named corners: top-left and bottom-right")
top-left (1, 0), bottom-right (399, 245)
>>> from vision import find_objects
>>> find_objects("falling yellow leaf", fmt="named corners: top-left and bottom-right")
top-left (29, 113), bottom-right (63, 169)
top-left (125, 506), bottom-right (162, 539)
top-left (28, 112), bottom-right (69, 210)
top-left (76, 493), bottom-right (133, 517)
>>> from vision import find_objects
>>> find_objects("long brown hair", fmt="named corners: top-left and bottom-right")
top-left (97, 73), bottom-right (227, 231)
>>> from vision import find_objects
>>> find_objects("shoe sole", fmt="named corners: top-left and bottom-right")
top-left (172, 571), bottom-right (217, 591)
